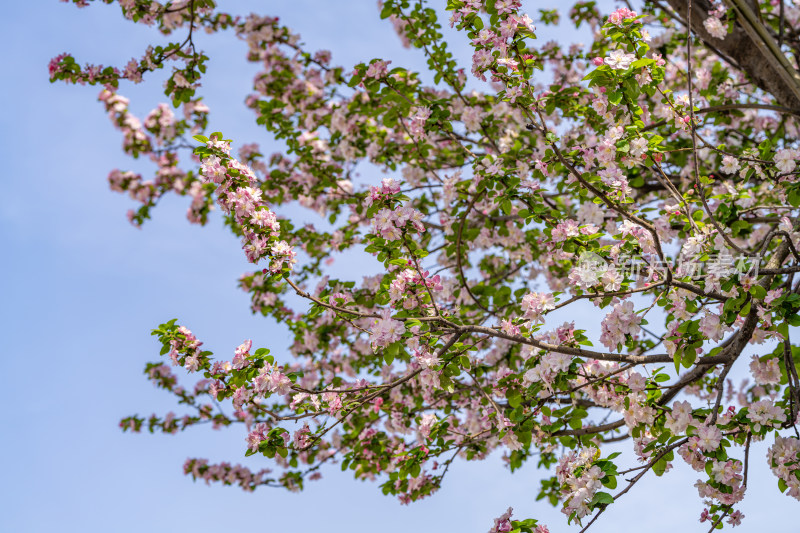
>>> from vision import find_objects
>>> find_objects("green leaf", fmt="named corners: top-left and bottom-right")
top-left (590, 491), bottom-right (614, 506)
top-left (750, 285), bottom-right (767, 300)
top-left (380, 3), bottom-right (394, 18)
top-left (653, 457), bottom-right (668, 476)
top-left (682, 348), bottom-right (697, 368)
top-left (739, 300), bottom-right (752, 317)
top-left (788, 189), bottom-right (800, 207)
top-left (673, 347), bottom-right (683, 374)
top-left (507, 389), bottom-right (522, 408)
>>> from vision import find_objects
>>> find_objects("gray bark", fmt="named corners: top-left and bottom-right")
top-left (665, 0), bottom-right (800, 110)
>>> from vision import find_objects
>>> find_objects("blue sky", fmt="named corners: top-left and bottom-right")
top-left (0, 1), bottom-right (795, 531)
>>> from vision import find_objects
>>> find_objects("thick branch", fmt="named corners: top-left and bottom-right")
top-left (666, 0), bottom-right (800, 109)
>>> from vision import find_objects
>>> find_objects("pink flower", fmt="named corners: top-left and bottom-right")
top-left (703, 16), bottom-right (727, 40)
top-left (696, 424), bottom-right (722, 452)
top-left (607, 7), bottom-right (637, 26)
top-left (727, 510), bottom-right (744, 527)
top-left (600, 301), bottom-right (641, 350)
top-left (489, 507), bottom-right (514, 533)
top-left (699, 311), bottom-right (730, 342)
top-left (521, 292), bottom-right (555, 323)
top-left (364, 59), bottom-right (391, 79)
top-left (418, 413), bottom-right (437, 440)
top-left (370, 310), bottom-right (406, 348)
top-left (627, 372), bottom-right (646, 392)
top-left (551, 219), bottom-right (580, 242)
top-left (749, 355), bottom-right (781, 385)
top-left (665, 400), bottom-right (693, 434)
top-left (720, 155), bottom-right (740, 174)
top-left (767, 436), bottom-right (800, 500)
top-left (266, 371), bottom-right (292, 395)
top-left (408, 106), bottom-right (431, 141)
top-left (747, 399), bottom-right (786, 428)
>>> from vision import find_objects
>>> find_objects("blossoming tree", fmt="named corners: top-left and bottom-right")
top-left (51, 0), bottom-right (800, 530)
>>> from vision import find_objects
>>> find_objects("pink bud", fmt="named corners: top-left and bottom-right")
top-left (373, 397), bottom-right (384, 413)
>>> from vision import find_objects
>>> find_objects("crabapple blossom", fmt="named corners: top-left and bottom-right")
top-left (599, 301), bottom-right (641, 350)
top-left (520, 291), bottom-right (555, 323)
top-left (604, 50), bottom-right (635, 70)
top-left (774, 148), bottom-right (798, 173)
top-left (703, 16), bottom-right (727, 40)
top-left (55, 0), bottom-right (800, 530)
top-left (749, 355), bottom-right (782, 385)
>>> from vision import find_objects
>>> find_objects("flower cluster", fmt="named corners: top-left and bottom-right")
top-left (198, 138), bottom-right (296, 272)
top-left (54, 0), bottom-right (800, 529)
top-left (371, 205), bottom-right (426, 241)
top-left (599, 301), bottom-right (641, 350)
top-left (555, 448), bottom-right (608, 520)
top-left (767, 436), bottom-right (800, 500)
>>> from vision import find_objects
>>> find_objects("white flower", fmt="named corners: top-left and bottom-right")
top-left (604, 50), bottom-right (635, 70)
top-left (720, 155), bottom-right (740, 174)
top-left (774, 148), bottom-right (797, 173)
top-left (703, 17), bottom-right (727, 40)
top-left (629, 137), bottom-right (648, 158)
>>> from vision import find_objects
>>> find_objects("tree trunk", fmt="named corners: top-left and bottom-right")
top-left (666, 0), bottom-right (800, 110)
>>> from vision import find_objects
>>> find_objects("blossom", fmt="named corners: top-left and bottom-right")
top-left (749, 355), bottom-right (781, 385)
top-left (200, 155), bottom-right (226, 183)
top-left (600, 301), bottom-right (641, 350)
top-left (488, 507), bottom-right (514, 533)
top-left (623, 394), bottom-right (656, 427)
top-left (408, 106), bottom-right (431, 141)
top-left (607, 7), bottom-right (637, 26)
top-left (551, 219), bottom-right (580, 242)
top-left (727, 510), bottom-right (744, 527)
top-left (703, 17), bottom-right (727, 40)
top-left (520, 291), bottom-right (555, 323)
top-left (604, 50), bottom-right (635, 70)
top-left (695, 424), bottom-right (722, 452)
top-left (747, 399), bottom-right (786, 428)
top-left (767, 436), bottom-right (800, 500)
top-left (629, 137), bottom-right (648, 158)
top-left (523, 352), bottom-right (572, 388)
top-left (626, 372), bottom-right (646, 392)
top-left (720, 155), bottom-right (740, 174)
top-left (699, 311), bottom-right (730, 342)
top-left (370, 310), bottom-right (406, 348)
top-left (774, 148), bottom-right (798, 173)
top-left (418, 413), bottom-right (437, 440)
top-left (55, 1), bottom-right (800, 525)
top-left (556, 448), bottom-right (604, 518)
top-left (711, 459), bottom-right (742, 486)
top-left (505, 85), bottom-right (523, 103)
top-left (266, 371), bottom-right (293, 395)
top-left (461, 106), bottom-right (484, 132)
top-left (665, 400), bottom-right (693, 434)
top-left (364, 59), bottom-right (390, 79)
top-left (232, 339), bottom-right (253, 369)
